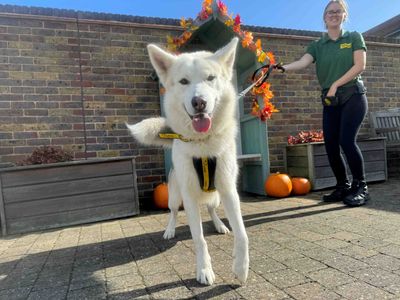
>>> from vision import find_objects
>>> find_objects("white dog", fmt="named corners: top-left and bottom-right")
top-left (126, 38), bottom-right (248, 285)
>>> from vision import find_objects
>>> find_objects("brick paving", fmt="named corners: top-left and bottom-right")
top-left (1, 178), bottom-right (400, 300)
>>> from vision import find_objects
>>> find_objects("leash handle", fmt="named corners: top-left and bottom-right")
top-left (237, 65), bottom-right (271, 99)
top-left (252, 64), bottom-right (273, 87)
top-left (251, 63), bottom-right (285, 88)
top-left (237, 62), bottom-right (284, 99)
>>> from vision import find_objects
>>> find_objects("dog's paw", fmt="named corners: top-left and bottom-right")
top-left (197, 266), bottom-right (215, 285)
top-left (232, 251), bottom-right (249, 283)
top-left (163, 228), bottom-right (175, 240)
top-left (232, 247), bottom-right (249, 283)
top-left (215, 224), bottom-right (230, 234)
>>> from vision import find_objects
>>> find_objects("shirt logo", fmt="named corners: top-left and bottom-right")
top-left (340, 43), bottom-right (352, 49)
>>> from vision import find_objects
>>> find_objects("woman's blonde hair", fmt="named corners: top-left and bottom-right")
top-left (323, 0), bottom-right (349, 23)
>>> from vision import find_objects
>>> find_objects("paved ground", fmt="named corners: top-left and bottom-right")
top-left (1, 178), bottom-right (400, 300)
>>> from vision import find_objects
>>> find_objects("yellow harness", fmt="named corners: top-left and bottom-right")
top-left (159, 132), bottom-right (216, 192)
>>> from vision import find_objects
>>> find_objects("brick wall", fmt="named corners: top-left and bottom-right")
top-left (0, 6), bottom-right (399, 201)
top-left (0, 6), bottom-right (182, 201)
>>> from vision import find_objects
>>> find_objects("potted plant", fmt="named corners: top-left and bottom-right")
top-left (0, 146), bottom-right (139, 236)
top-left (284, 131), bottom-right (387, 190)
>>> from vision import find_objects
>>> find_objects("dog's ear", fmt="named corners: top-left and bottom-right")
top-left (211, 37), bottom-right (238, 78)
top-left (147, 44), bottom-right (176, 85)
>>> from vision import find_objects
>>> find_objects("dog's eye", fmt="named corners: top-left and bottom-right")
top-left (207, 75), bottom-right (215, 81)
top-left (179, 78), bottom-right (189, 85)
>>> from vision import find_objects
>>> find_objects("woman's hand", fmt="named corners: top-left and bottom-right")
top-left (273, 63), bottom-right (285, 73)
top-left (327, 83), bottom-right (338, 97)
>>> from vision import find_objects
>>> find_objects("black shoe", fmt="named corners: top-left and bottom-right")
top-left (343, 181), bottom-right (370, 207)
top-left (322, 183), bottom-right (351, 202)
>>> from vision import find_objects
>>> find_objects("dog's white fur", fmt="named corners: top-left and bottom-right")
top-left (126, 38), bottom-right (248, 285)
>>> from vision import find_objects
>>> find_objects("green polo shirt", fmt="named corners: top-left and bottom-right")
top-left (306, 30), bottom-right (367, 89)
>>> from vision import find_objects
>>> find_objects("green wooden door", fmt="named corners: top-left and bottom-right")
top-left (239, 115), bottom-right (270, 195)
top-left (237, 66), bottom-right (270, 195)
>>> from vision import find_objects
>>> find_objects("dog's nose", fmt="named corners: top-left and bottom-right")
top-left (191, 96), bottom-right (207, 112)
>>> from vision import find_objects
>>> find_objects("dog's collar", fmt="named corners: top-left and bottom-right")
top-left (159, 132), bottom-right (192, 142)
top-left (158, 132), bottom-right (209, 143)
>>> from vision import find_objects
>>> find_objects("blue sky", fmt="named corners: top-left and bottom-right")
top-left (0, 0), bottom-right (399, 33)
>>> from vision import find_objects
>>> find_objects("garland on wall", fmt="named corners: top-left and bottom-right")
top-left (166, 0), bottom-right (278, 121)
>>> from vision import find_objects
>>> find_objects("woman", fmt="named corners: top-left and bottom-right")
top-left (280, 0), bottom-right (369, 206)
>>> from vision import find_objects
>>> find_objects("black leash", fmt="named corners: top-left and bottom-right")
top-left (237, 63), bottom-right (284, 99)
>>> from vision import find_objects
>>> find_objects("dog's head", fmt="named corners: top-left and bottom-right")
top-left (147, 38), bottom-right (238, 136)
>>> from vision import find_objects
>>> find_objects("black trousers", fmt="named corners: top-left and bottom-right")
top-left (322, 93), bottom-right (368, 185)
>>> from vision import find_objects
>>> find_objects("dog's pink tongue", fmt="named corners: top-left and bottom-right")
top-left (192, 115), bottom-right (211, 133)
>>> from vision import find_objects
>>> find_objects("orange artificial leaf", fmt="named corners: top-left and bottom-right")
top-left (248, 43), bottom-right (257, 52)
top-left (182, 31), bottom-right (192, 42)
top-left (241, 31), bottom-right (253, 48)
top-left (266, 52), bottom-right (276, 65)
top-left (263, 91), bottom-right (274, 101)
top-left (203, 0), bottom-right (212, 7)
top-left (199, 0), bottom-right (212, 20)
top-left (253, 82), bottom-right (271, 96)
top-left (254, 39), bottom-right (262, 56)
top-left (175, 37), bottom-right (184, 47)
top-left (251, 99), bottom-right (260, 115)
top-left (255, 39), bottom-right (262, 51)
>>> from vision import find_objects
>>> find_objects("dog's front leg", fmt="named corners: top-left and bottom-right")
top-left (220, 190), bottom-right (249, 283)
top-left (183, 195), bottom-right (215, 285)
top-left (163, 169), bottom-right (181, 239)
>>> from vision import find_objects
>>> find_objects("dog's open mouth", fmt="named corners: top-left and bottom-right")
top-left (192, 113), bottom-right (212, 133)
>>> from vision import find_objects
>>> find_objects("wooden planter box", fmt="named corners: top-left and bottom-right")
top-left (0, 157), bottom-right (139, 236)
top-left (285, 137), bottom-right (387, 190)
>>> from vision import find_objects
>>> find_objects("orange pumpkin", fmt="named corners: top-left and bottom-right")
top-left (291, 177), bottom-right (311, 195)
top-left (153, 183), bottom-right (169, 209)
top-left (264, 173), bottom-right (292, 198)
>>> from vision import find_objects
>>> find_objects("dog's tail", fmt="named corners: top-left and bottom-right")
top-left (126, 117), bottom-right (173, 148)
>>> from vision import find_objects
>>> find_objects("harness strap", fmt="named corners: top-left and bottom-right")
top-left (158, 131), bottom-right (217, 192)
top-left (193, 157), bottom-right (217, 192)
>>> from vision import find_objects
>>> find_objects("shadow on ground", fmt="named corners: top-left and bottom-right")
top-left (0, 178), bottom-right (399, 298)
top-left (0, 201), bottom-right (351, 298)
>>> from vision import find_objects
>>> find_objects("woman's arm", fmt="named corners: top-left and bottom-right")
top-left (282, 53), bottom-right (314, 71)
top-left (327, 49), bottom-right (366, 96)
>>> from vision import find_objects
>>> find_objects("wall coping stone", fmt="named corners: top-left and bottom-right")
top-left (1, 4), bottom-right (399, 46)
